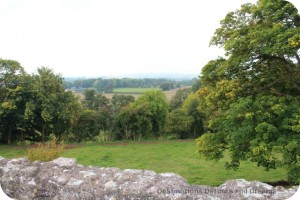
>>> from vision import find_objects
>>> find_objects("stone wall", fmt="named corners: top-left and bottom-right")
top-left (0, 157), bottom-right (298, 200)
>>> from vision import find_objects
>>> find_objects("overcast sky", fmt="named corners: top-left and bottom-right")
top-left (0, 0), bottom-right (299, 78)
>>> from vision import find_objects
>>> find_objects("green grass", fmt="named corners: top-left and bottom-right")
top-left (0, 145), bottom-right (26, 158)
top-left (0, 140), bottom-right (287, 186)
top-left (112, 87), bottom-right (162, 94)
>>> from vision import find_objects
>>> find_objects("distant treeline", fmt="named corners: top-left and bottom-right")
top-left (64, 77), bottom-right (197, 92)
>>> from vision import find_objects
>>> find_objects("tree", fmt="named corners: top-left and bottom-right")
top-left (110, 94), bottom-right (135, 117)
top-left (83, 89), bottom-right (109, 111)
top-left (115, 90), bottom-right (169, 140)
top-left (165, 109), bottom-right (192, 139)
top-left (1, 62), bottom-right (81, 144)
top-left (115, 103), bottom-right (152, 140)
top-left (210, 0), bottom-right (300, 96)
top-left (182, 93), bottom-right (205, 137)
top-left (31, 67), bottom-right (66, 141)
top-left (25, 67), bottom-right (81, 142)
top-left (196, 0), bottom-right (300, 184)
top-left (0, 59), bottom-right (25, 144)
top-left (170, 88), bottom-right (191, 110)
top-left (72, 109), bottom-right (99, 142)
top-left (159, 82), bottom-right (174, 91)
top-left (52, 90), bottom-right (82, 140)
top-left (200, 57), bottom-right (227, 87)
top-left (133, 90), bottom-right (169, 137)
top-left (191, 78), bottom-right (201, 92)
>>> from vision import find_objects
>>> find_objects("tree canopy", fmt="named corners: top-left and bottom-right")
top-left (0, 61), bottom-right (81, 143)
top-left (196, 0), bottom-right (300, 184)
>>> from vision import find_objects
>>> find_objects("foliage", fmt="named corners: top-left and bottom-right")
top-left (210, 0), bottom-right (300, 96)
top-left (115, 90), bottom-right (169, 140)
top-left (191, 77), bottom-right (201, 92)
top-left (165, 109), bottom-right (192, 139)
top-left (26, 136), bottom-right (65, 162)
top-left (196, 0), bottom-right (300, 184)
top-left (170, 87), bottom-right (191, 110)
top-left (72, 110), bottom-right (100, 142)
top-left (93, 130), bottom-right (114, 143)
top-left (0, 62), bottom-right (81, 144)
top-left (133, 90), bottom-right (169, 136)
top-left (196, 132), bottom-right (226, 161)
top-left (115, 103), bottom-right (152, 140)
top-left (0, 59), bottom-right (26, 144)
top-left (159, 82), bottom-right (176, 91)
top-left (182, 93), bottom-right (204, 137)
top-left (83, 89), bottom-right (109, 111)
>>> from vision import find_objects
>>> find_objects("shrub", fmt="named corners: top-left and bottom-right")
top-left (16, 140), bottom-right (32, 146)
top-left (26, 137), bottom-right (65, 162)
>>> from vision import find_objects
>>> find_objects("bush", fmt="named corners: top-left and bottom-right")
top-left (26, 137), bottom-right (65, 162)
top-left (287, 165), bottom-right (300, 184)
top-left (166, 134), bottom-right (178, 140)
top-left (16, 140), bottom-right (32, 146)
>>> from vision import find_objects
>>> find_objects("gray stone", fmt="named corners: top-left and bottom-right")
top-left (0, 156), bottom-right (298, 200)
top-left (52, 157), bottom-right (76, 167)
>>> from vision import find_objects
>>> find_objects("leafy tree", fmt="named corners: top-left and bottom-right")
top-left (200, 57), bottom-right (227, 87)
top-left (133, 90), bottom-right (169, 137)
top-left (196, 0), bottom-right (300, 184)
top-left (30, 67), bottom-right (67, 141)
top-left (159, 82), bottom-right (174, 91)
top-left (115, 106), bottom-right (133, 140)
top-left (1, 61), bottom-right (80, 144)
top-left (191, 78), bottom-right (201, 92)
top-left (52, 90), bottom-right (82, 140)
top-left (165, 109), bottom-right (192, 139)
top-left (115, 103), bottom-right (152, 140)
top-left (111, 94), bottom-right (135, 117)
top-left (72, 109), bottom-right (99, 142)
top-left (210, 0), bottom-right (300, 96)
top-left (182, 93), bottom-right (204, 137)
top-left (115, 90), bottom-right (169, 140)
top-left (197, 95), bottom-right (300, 183)
top-left (83, 89), bottom-right (109, 111)
top-left (0, 59), bottom-right (25, 144)
top-left (23, 67), bottom-right (81, 142)
top-left (170, 88), bottom-right (191, 110)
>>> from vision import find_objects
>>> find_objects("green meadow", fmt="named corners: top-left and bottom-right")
top-left (0, 140), bottom-right (287, 186)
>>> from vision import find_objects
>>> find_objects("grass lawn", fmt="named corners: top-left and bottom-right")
top-left (112, 87), bottom-right (162, 94)
top-left (0, 140), bottom-right (287, 186)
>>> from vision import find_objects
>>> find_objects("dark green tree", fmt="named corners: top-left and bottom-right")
top-left (165, 109), bottom-right (192, 139)
top-left (72, 109), bottom-right (99, 142)
top-left (0, 59), bottom-right (25, 144)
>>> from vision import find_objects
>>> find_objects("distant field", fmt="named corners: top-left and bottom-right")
top-left (0, 140), bottom-right (287, 186)
top-left (74, 86), bottom-right (192, 101)
top-left (164, 86), bottom-right (191, 101)
top-left (112, 87), bottom-right (162, 94)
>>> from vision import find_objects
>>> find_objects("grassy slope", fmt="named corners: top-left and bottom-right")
top-left (60, 140), bottom-right (286, 186)
top-left (0, 140), bottom-right (287, 186)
